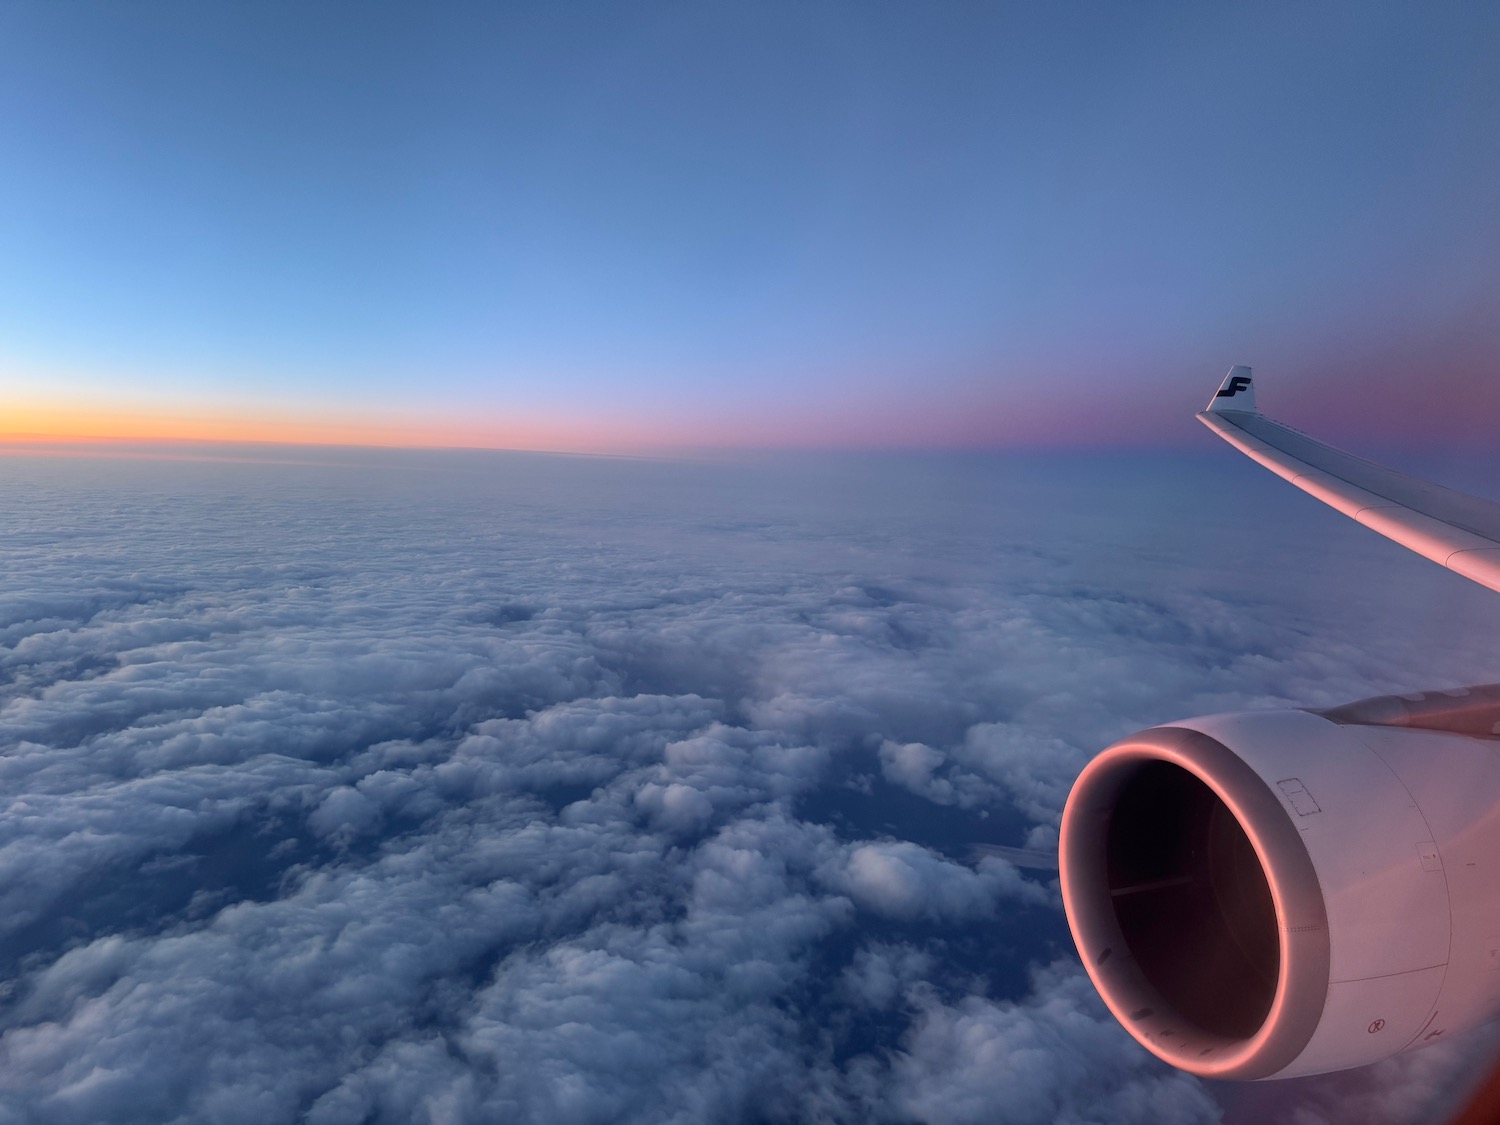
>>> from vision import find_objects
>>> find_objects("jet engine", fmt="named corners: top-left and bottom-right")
top-left (1060, 687), bottom-right (1500, 1079)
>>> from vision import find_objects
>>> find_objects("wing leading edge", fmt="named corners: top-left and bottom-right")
top-left (1198, 367), bottom-right (1500, 595)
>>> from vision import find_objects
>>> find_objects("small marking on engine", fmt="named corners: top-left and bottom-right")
top-left (1417, 842), bottom-right (1442, 873)
top-left (1277, 778), bottom-right (1322, 815)
top-left (1130, 1007), bottom-right (1153, 1021)
top-left (1368, 1019), bottom-right (1386, 1034)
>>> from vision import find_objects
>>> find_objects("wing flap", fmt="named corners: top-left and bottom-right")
top-left (1448, 549), bottom-right (1500, 590)
top-left (1197, 370), bottom-right (1500, 596)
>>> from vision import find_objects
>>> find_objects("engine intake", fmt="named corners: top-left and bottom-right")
top-left (1062, 704), bottom-right (1500, 1079)
top-left (1106, 760), bottom-right (1278, 1041)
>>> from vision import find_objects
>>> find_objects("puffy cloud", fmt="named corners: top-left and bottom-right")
top-left (884, 963), bottom-right (1221, 1125)
top-left (831, 841), bottom-right (1045, 922)
top-left (1, 449), bottom-right (1496, 1124)
top-left (879, 740), bottom-right (957, 805)
top-left (308, 785), bottom-right (382, 841)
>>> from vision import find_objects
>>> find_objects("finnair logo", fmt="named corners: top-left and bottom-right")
top-left (1216, 375), bottom-right (1252, 398)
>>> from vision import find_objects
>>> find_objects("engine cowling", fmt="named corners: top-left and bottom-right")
top-left (1060, 705), bottom-right (1500, 1079)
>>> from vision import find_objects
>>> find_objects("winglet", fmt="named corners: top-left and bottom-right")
top-left (1205, 365), bottom-right (1256, 414)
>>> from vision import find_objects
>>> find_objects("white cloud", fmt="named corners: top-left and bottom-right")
top-left (2, 449), bottom-right (1497, 1123)
top-left (831, 841), bottom-right (1045, 922)
top-left (886, 964), bottom-right (1221, 1125)
top-left (307, 785), bottom-right (382, 840)
top-left (879, 740), bottom-right (956, 805)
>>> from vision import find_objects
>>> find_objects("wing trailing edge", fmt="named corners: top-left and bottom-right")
top-left (1197, 367), bottom-right (1500, 595)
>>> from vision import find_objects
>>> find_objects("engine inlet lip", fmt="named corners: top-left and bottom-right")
top-left (1060, 725), bottom-right (1331, 1080)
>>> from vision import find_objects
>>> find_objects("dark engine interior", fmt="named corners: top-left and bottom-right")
top-left (1105, 761), bottom-right (1280, 1040)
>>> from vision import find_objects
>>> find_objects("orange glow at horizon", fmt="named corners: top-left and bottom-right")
top-left (0, 403), bottom-right (681, 455)
top-left (0, 396), bottom-right (1012, 455)
top-left (1, 377), bottom-right (1216, 456)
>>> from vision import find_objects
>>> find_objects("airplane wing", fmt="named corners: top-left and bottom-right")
top-left (1198, 367), bottom-right (1500, 595)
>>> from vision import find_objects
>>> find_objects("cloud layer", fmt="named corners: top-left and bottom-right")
top-left (2, 448), bottom-right (1499, 1123)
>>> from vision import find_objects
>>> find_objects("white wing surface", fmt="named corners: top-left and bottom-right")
top-left (1198, 367), bottom-right (1500, 594)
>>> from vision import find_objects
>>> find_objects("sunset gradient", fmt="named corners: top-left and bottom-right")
top-left (3, 2), bottom-right (1499, 452)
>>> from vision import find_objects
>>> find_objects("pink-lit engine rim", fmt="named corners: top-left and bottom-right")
top-left (1059, 725), bottom-right (1331, 1080)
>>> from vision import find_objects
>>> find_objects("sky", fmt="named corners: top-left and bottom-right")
top-left (4, 445), bottom-right (1500, 1124)
top-left (2, 1), bottom-right (1500, 451)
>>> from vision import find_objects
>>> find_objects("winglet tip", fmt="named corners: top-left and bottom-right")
top-left (1206, 365), bottom-right (1256, 414)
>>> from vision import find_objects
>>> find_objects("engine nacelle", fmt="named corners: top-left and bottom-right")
top-left (1060, 705), bottom-right (1500, 1079)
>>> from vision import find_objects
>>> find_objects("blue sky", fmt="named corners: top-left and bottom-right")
top-left (2, 2), bottom-right (1499, 448)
